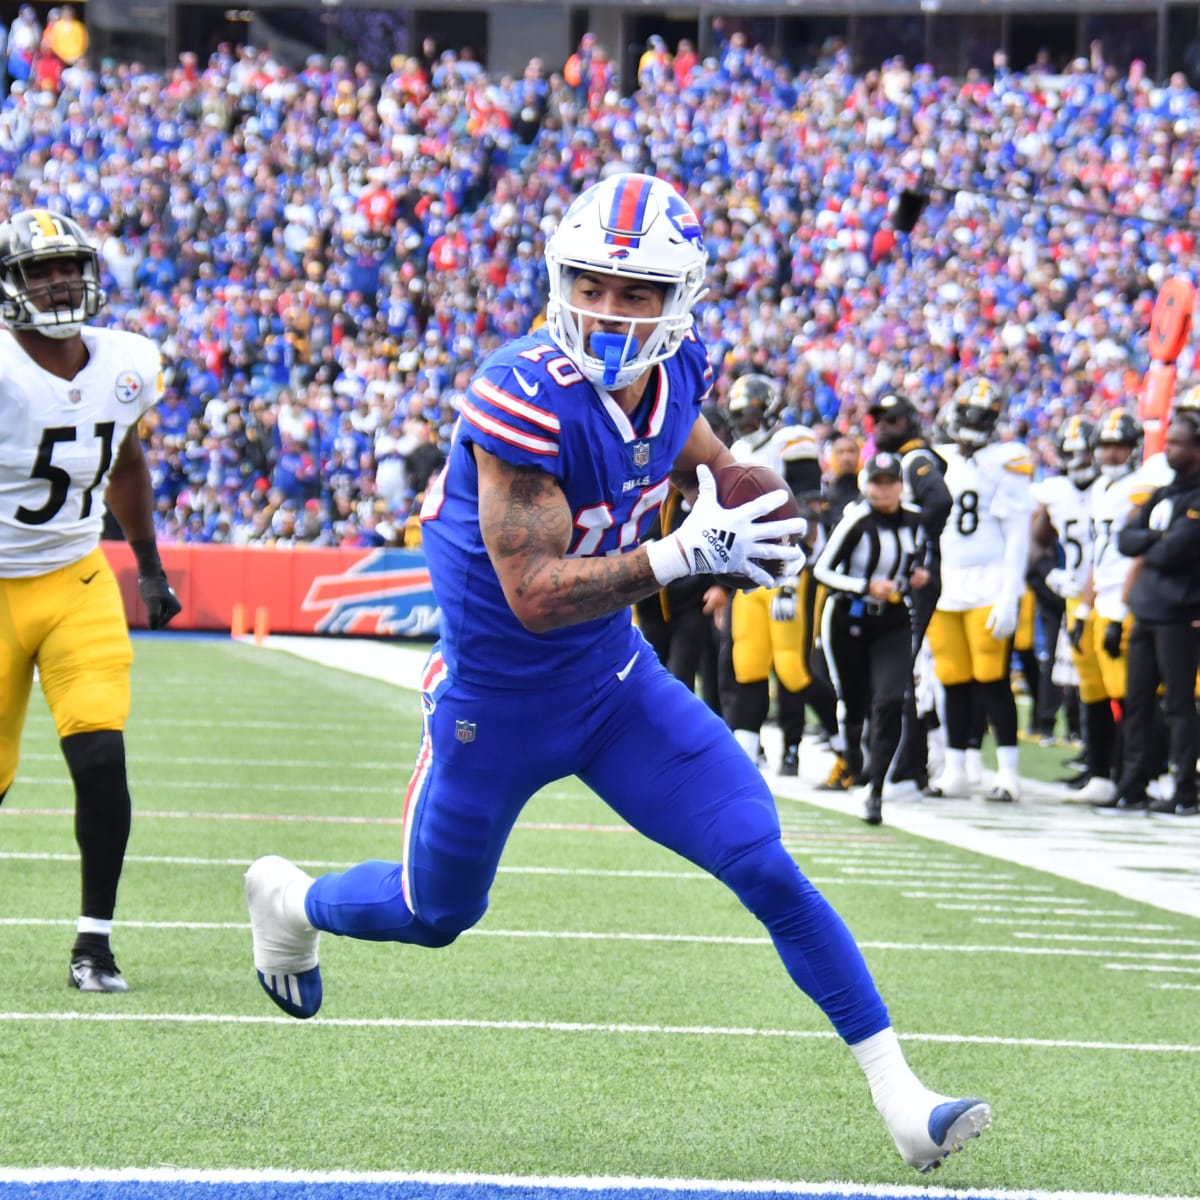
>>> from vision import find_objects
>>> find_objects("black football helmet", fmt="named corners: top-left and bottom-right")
top-left (1055, 414), bottom-right (1097, 487)
top-left (869, 393), bottom-right (920, 452)
top-left (728, 373), bottom-right (782, 436)
top-left (0, 209), bottom-right (105, 338)
top-left (950, 378), bottom-right (1004, 449)
top-left (1093, 407), bottom-right (1142, 480)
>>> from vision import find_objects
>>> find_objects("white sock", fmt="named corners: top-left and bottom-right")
top-left (943, 748), bottom-right (965, 773)
top-left (995, 744), bottom-right (1020, 775)
top-left (965, 747), bottom-right (984, 779)
top-left (733, 729), bottom-right (760, 761)
top-left (850, 1027), bottom-right (934, 1117)
top-left (282, 874), bottom-right (314, 931)
top-left (77, 917), bottom-right (113, 936)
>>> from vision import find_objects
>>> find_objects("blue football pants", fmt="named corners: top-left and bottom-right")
top-left (305, 641), bottom-right (890, 1044)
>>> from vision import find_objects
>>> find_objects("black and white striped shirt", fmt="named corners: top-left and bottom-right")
top-left (812, 500), bottom-right (927, 598)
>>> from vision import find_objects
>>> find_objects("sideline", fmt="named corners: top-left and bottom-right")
top-left (259, 636), bottom-right (1200, 921)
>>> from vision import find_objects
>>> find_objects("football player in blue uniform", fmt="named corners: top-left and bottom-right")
top-left (245, 174), bottom-right (990, 1171)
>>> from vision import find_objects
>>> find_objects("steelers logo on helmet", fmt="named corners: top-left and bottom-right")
top-left (545, 173), bottom-right (708, 391)
top-left (728, 373), bottom-right (780, 436)
top-left (1094, 407), bottom-right (1142, 480)
top-left (0, 208), bottom-right (106, 339)
top-left (1176, 384), bottom-right (1200, 414)
top-left (950, 378), bottom-right (1004, 449)
top-left (1055, 414), bottom-right (1097, 487)
top-left (869, 392), bottom-right (919, 452)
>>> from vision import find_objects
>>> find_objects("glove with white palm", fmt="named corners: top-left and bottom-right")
top-left (1044, 568), bottom-right (1081, 599)
top-left (985, 594), bottom-right (1020, 641)
top-left (770, 585), bottom-right (797, 622)
top-left (647, 465), bottom-right (807, 589)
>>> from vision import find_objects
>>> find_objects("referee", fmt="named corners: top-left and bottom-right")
top-left (867, 393), bottom-right (952, 794)
top-left (1105, 409), bottom-right (1200, 817)
top-left (813, 452), bottom-right (931, 824)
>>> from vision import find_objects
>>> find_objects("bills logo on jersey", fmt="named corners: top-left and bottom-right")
top-left (115, 371), bottom-right (143, 404)
top-left (632, 441), bottom-right (650, 468)
top-left (300, 549), bottom-right (440, 635)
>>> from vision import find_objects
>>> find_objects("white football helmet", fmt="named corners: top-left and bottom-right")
top-left (0, 209), bottom-right (105, 338)
top-left (545, 173), bottom-right (708, 391)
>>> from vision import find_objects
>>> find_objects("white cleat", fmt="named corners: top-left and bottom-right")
top-left (928, 765), bottom-right (970, 799)
top-left (882, 778), bottom-right (923, 803)
top-left (1073, 776), bottom-right (1116, 804)
top-left (245, 855), bottom-right (322, 1019)
top-left (887, 1094), bottom-right (992, 1173)
top-left (985, 769), bottom-right (1022, 803)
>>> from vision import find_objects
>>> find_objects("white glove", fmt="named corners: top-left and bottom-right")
top-left (646, 464), bottom-right (807, 588)
top-left (770, 585), bottom-right (797, 622)
top-left (985, 595), bottom-right (1020, 640)
top-left (1044, 568), bottom-right (1080, 599)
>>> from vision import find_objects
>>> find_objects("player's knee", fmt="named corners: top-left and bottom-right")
top-left (414, 897), bottom-right (488, 947)
top-left (773, 655), bottom-right (810, 694)
top-left (718, 838), bottom-right (810, 923)
top-left (61, 729), bottom-right (126, 776)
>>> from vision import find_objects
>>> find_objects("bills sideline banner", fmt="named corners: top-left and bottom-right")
top-left (101, 541), bottom-right (441, 637)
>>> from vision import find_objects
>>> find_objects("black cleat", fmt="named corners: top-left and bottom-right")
top-left (779, 744), bottom-right (799, 777)
top-left (1093, 794), bottom-right (1147, 814)
top-left (1147, 797), bottom-right (1199, 817)
top-left (68, 946), bottom-right (129, 993)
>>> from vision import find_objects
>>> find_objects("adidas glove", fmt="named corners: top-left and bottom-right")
top-left (1102, 619), bottom-right (1124, 659)
top-left (646, 464), bottom-right (807, 589)
top-left (770, 585), bottom-right (797, 622)
top-left (984, 594), bottom-right (1019, 641)
top-left (1044, 568), bottom-right (1080, 599)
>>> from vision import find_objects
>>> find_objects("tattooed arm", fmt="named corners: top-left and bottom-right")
top-left (476, 446), bottom-right (661, 633)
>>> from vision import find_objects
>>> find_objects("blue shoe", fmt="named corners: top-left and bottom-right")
top-left (255, 964), bottom-right (323, 1020)
top-left (245, 856), bottom-right (322, 1019)
top-left (889, 1095), bottom-right (992, 1172)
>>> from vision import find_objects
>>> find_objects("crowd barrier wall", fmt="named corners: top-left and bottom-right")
top-left (101, 541), bottom-right (440, 638)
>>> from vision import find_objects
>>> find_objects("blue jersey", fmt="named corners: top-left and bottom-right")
top-left (421, 329), bottom-right (713, 688)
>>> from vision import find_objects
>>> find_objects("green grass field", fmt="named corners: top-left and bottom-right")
top-left (2, 637), bottom-right (1198, 1195)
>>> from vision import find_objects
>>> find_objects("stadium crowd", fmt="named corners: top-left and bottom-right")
top-left (1, 20), bottom-right (1199, 546)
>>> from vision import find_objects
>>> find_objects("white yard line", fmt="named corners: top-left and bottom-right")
top-left (251, 635), bottom-right (1200, 922)
top-left (0, 1010), bottom-right (1196, 1055)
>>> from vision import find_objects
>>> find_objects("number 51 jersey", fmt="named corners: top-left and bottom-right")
top-left (0, 326), bottom-right (162, 577)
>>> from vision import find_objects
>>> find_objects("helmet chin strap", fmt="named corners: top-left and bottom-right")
top-left (589, 332), bottom-right (639, 389)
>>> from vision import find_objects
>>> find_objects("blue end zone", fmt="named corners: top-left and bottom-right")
top-left (0, 1180), bottom-right (1052, 1200)
top-left (0, 1191), bottom-right (894, 1200)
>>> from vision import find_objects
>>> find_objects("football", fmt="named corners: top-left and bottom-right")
top-left (713, 462), bottom-right (804, 586)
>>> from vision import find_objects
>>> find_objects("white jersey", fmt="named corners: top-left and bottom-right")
top-left (729, 422), bottom-right (818, 475)
top-left (937, 440), bottom-right (1034, 610)
top-left (1031, 473), bottom-right (1098, 594)
top-left (0, 326), bottom-right (162, 576)
top-left (1090, 457), bottom-right (1173, 619)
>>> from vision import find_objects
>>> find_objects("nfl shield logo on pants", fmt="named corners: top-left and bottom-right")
top-left (455, 720), bottom-right (477, 744)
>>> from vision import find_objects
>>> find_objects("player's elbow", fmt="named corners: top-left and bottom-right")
top-left (504, 585), bottom-right (559, 633)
